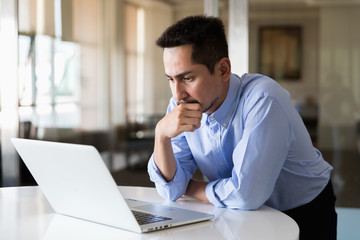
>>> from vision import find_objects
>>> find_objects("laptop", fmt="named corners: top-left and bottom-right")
top-left (11, 138), bottom-right (214, 233)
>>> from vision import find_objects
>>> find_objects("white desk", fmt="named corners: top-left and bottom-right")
top-left (0, 186), bottom-right (299, 240)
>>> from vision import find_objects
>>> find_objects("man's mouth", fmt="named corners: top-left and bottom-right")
top-left (176, 98), bottom-right (218, 113)
top-left (176, 100), bottom-right (199, 105)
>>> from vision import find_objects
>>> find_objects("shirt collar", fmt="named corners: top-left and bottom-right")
top-left (201, 74), bottom-right (242, 128)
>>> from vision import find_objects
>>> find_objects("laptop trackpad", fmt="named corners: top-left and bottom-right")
top-left (125, 198), bottom-right (150, 207)
top-left (126, 199), bottom-right (175, 212)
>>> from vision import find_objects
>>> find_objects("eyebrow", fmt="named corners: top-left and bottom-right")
top-left (165, 71), bottom-right (192, 79)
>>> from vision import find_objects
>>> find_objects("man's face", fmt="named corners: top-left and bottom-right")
top-left (163, 45), bottom-right (228, 115)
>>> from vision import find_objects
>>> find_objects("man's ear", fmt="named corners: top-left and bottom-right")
top-left (218, 57), bottom-right (231, 81)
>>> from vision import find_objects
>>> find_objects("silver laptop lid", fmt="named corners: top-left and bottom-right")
top-left (11, 138), bottom-right (142, 233)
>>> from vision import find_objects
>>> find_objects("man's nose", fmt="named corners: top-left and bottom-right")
top-left (173, 82), bottom-right (188, 102)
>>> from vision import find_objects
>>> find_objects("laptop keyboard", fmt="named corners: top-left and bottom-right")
top-left (132, 210), bottom-right (172, 225)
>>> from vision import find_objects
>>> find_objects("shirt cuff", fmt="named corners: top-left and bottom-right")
top-left (206, 179), bottom-right (226, 208)
top-left (147, 154), bottom-right (187, 200)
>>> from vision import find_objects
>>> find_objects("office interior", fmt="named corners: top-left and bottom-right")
top-left (0, 0), bottom-right (359, 234)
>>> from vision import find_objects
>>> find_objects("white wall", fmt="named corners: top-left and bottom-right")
top-left (172, 0), bottom-right (203, 21)
top-left (247, 1), bottom-right (360, 150)
top-left (142, 1), bottom-right (173, 115)
top-left (249, 5), bottom-right (320, 105)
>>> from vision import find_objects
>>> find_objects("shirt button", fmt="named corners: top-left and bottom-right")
top-left (222, 122), bottom-right (227, 127)
top-left (209, 116), bottom-right (214, 121)
top-left (219, 161), bottom-right (224, 165)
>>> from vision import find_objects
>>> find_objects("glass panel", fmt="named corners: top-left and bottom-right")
top-left (18, 35), bottom-right (33, 106)
top-left (54, 39), bottom-right (80, 102)
top-left (35, 35), bottom-right (53, 105)
top-left (19, 35), bottom-right (81, 130)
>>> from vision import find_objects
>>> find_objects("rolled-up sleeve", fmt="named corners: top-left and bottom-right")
top-left (147, 156), bottom-right (188, 201)
top-left (205, 179), bottom-right (226, 207)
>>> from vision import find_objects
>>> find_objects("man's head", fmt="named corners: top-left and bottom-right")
top-left (157, 16), bottom-right (231, 115)
top-left (156, 15), bottom-right (228, 74)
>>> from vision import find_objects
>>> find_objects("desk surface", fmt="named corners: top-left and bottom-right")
top-left (0, 186), bottom-right (299, 240)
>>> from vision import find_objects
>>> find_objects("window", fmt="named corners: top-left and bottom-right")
top-left (18, 34), bottom-right (81, 138)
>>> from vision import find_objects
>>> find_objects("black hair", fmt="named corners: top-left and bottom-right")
top-left (156, 15), bottom-right (228, 74)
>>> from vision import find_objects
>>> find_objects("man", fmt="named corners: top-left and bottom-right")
top-left (147, 15), bottom-right (337, 239)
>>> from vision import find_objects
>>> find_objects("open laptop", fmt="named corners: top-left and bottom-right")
top-left (11, 138), bottom-right (214, 233)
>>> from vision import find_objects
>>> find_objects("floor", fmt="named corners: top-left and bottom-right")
top-left (321, 149), bottom-right (360, 208)
top-left (336, 207), bottom-right (360, 240)
top-left (322, 149), bottom-right (360, 240)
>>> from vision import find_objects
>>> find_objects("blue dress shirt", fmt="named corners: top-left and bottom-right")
top-left (148, 73), bottom-right (333, 211)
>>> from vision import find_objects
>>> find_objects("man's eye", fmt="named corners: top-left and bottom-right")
top-left (183, 77), bottom-right (193, 81)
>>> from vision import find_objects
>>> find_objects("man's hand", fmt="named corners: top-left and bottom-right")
top-left (156, 102), bottom-right (202, 139)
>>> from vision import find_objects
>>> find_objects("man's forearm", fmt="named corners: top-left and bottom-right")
top-left (184, 179), bottom-right (209, 202)
top-left (153, 135), bottom-right (177, 182)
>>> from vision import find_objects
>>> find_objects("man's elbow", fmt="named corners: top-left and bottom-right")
top-left (227, 201), bottom-right (262, 211)
top-left (223, 194), bottom-right (265, 210)
top-left (155, 184), bottom-right (184, 202)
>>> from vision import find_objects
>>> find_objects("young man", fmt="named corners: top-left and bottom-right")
top-left (147, 15), bottom-right (337, 239)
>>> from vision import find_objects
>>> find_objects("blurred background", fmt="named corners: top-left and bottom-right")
top-left (0, 0), bottom-right (359, 212)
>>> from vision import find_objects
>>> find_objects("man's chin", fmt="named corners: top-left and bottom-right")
top-left (202, 97), bottom-right (219, 113)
